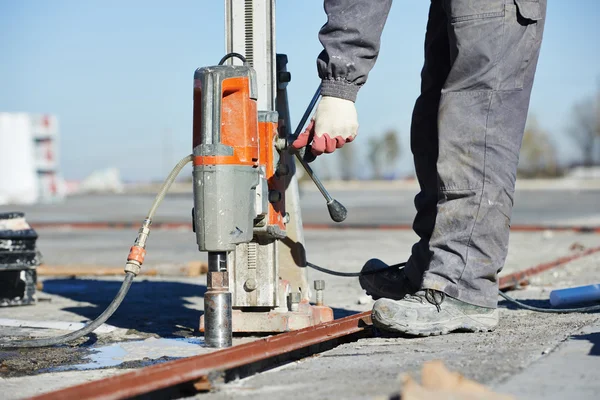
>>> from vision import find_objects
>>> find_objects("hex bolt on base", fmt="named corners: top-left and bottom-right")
top-left (288, 292), bottom-right (301, 312)
top-left (314, 280), bottom-right (325, 306)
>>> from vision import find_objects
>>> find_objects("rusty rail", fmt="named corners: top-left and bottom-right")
top-left (31, 221), bottom-right (600, 233)
top-left (304, 223), bottom-right (600, 233)
top-left (499, 245), bottom-right (600, 290)
top-left (30, 312), bottom-right (372, 400)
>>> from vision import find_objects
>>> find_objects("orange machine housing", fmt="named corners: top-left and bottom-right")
top-left (193, 77), bottom-right (259, 168)
top-left (192, 73), bottom-right (285, 235)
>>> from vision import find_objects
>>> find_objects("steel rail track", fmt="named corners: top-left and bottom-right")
top-left (30, 221), bottom-right (600, 233)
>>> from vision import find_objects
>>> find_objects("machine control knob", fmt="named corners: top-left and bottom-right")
top-left (278, 71), bottom-right (291, 83)
top-left (244, 278), bottom-right (257, 292)
top-left (275, 163), bottom-right (290, 177)
top-left (268, 190), bottom-right (282, 203)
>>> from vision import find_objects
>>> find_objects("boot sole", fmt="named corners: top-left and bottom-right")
top-left (372, 310), bottom-right (499, 337)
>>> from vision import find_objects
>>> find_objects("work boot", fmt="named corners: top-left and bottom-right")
top-left (359, 259), bottom-right (417, 300)
top-left (372, 289), bottom-right (498, 336)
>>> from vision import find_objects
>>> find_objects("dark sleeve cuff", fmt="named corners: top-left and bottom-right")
top-left (320, 79), bottom-right (360, 103)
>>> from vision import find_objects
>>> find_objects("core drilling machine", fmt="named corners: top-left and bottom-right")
top-left (0, 0), bottom-right (348, 351)
top-left (193, 0), bottom-right (348, 348)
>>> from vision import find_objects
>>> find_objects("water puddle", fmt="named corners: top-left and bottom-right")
top-left (47, 337), bottom-right (206, 372)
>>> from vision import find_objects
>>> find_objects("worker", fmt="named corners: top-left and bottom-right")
top-left (292, 0), bottom-right (546, 336)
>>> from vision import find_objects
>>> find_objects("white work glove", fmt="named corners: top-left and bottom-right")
top-left (291, 96), bottom-right (358, 157)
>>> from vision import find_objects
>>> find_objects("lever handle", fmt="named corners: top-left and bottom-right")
top-left (327, 199), bottom-right (347, 223)
top-left (295, 152), bottom-right (347, 223)
top-left (288, 86), bottom-right (347, 223)
top-left (296, 146), bottom-right (317, 164)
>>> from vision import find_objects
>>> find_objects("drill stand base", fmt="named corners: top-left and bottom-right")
top-left (200, 301), bottom-right (334, 334)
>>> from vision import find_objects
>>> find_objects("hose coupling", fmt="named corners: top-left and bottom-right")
top-left (124, 218), bottom-right (152, 276)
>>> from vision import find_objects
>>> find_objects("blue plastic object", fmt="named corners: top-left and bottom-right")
top-left (549, 284), bottom-right (600, 307)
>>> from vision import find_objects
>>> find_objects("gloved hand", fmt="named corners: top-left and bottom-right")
top-left (291, 96), bottom-right (358, 157)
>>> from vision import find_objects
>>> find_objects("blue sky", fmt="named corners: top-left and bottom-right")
top-left (1, 1), bottom-right (599, 181)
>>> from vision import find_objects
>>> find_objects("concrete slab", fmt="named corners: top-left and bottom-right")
top-left (495, 321), bottom-right (600, 400)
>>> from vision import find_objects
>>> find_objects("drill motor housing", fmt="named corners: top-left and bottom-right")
top-left (192, 64), bottom-right (286, 253)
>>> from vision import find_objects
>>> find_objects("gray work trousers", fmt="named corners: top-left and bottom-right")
top-left (404, 0), bottom-right (547, 308)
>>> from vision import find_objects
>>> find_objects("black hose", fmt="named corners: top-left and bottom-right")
top-left (307, 261), bottom-right (600, 314)
top-left (498, 290), bottom-right (600, 313)
top-left (306, 261), bottom-right (406, 277)
top-left (218, 52), bottom-right (247, 66)
top-left (0, 272), bottom-right (135, 348)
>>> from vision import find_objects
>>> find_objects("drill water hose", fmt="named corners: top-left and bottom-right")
top-left (0, 155), bottom-right (193, 348)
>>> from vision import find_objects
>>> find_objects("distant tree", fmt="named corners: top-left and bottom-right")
top-left (368, 137), bottom-right (383, 179)
top-left (518, 116), bottom-right (560, 177)
top-left (569, 91), bottom-right (600, 166)
top-left (368, 129), bottom-right (402, 179)
top-left (382, 129), bottom-right (401, 173)
top-left (337, 143), bottom-right (356, 181)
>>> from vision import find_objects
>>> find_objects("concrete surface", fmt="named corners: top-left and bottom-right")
top-left (0, 186), bottom-right (599, 399)
top-left (496, 321), bottom-right (600, 400)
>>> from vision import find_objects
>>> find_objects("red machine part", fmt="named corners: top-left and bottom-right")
top-left (258, 120), bottom-right (286, 231)
top-left (192, 77), bottom-right (259, 167)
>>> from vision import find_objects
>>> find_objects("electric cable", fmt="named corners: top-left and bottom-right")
top-left (218, 52), bottom-right (248, 66)
top-left (498, 290), bottom-right (600, 313)
top-left (306, 261), bottom-right (405, 277)
top-left (0, 155), bottom-right (193, 348)
top-left (306, 261), bottom-right (600, 314)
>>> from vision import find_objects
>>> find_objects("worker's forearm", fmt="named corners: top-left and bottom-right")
top-left (318, 0), bottom-right (392, 102)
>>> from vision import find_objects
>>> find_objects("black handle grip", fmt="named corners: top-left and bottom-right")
top-left (327, 199), bottom-right (347, 223)
top-left (293, 146), bottom-right (317, 163)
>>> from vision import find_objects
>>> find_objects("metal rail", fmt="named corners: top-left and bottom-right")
top-left (30, 312), bottom-right (372, 400)
top-left (29, 222), bottom-right (600, 233)
top-left (498, 245), bottom-right (600, 290)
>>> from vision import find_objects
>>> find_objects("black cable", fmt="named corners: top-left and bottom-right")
top-left (498, 290), bottom-right (600, 313)
top-left (0, 272), bottom-right (135, 348)
top-left (218, 52), bottom-right (247, 66)
top-left (306, 261), bottom-right (406, 277)
top-left (307, 261), bottom-right (600, 314)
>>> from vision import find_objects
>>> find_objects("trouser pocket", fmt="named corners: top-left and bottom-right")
top-left (443, 0), bottom-right (544, 92)
top-left (498, 0), bottom-right (543, 90)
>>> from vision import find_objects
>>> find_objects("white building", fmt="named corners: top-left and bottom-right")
top-left (0, 113), bottom-right (64, 205)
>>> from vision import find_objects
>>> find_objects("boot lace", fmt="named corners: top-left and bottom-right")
top-left (425, 289), bottom-right (446, 312)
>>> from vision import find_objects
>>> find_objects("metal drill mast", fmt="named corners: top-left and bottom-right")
top-left (225, 0), bottom-right (276, 111)
top-left (224, 0), bottom-right (310, 303)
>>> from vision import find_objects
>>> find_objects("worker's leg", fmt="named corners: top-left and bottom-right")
top-left (359, 0), bottom-right (451, 300)
top-left (406, 0), bottom-right (451, 277)
top-left (404, 0), bottom-right (547, 308)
